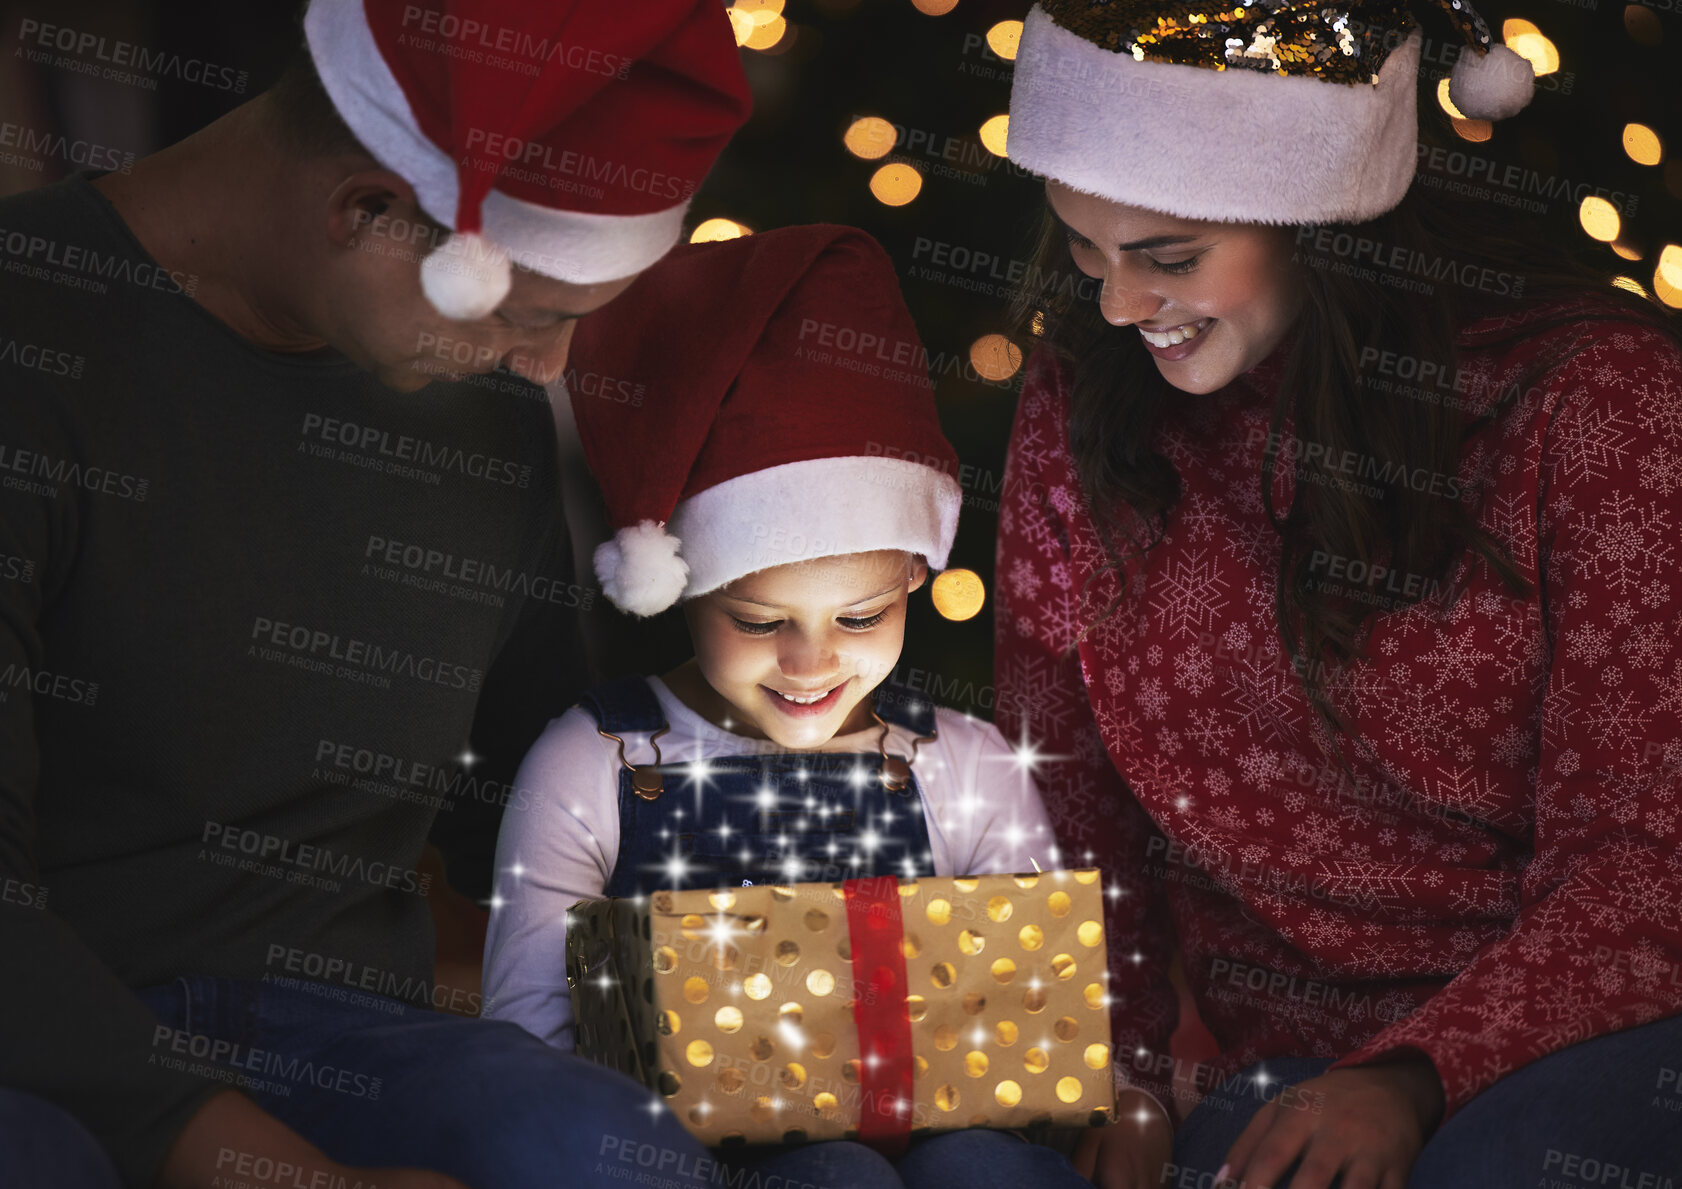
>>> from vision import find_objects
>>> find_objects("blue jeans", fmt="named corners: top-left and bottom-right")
top-left (1171, 1012), bottom-right (1682, 1187)
top-left (0, 1086), bottom-right (123, 1188)
top-left (0, 974), bottom-right (1084, 1189)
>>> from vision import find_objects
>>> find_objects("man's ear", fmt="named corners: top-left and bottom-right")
top-left (323, 169), bottom-right (428, 251)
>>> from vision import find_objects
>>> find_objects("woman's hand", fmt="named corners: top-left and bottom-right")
top-left (1072, 1088), bottom-right (1174, 1189)
top-left (1219, 1055), bottom-right (1443, 1189)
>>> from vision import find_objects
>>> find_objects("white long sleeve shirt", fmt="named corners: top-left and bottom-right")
top-left (482, 676), bottom-right (1058, 1049)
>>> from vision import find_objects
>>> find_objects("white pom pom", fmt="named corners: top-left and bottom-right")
top-left (1448, 44), bottom-right (1535, 121)
top-left (594, 521), bottom-right (690, 617)
top-left (420, 231), bottom-right (512, 321)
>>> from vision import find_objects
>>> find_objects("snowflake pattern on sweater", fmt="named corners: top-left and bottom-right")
top-left (993, 313), bottom-right (1682, 1118)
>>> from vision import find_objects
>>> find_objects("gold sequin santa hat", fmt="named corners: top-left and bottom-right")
top-left (1007, 0), bottom-right (1536, 224)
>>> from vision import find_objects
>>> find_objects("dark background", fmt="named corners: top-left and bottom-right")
top-left (3, 0), bottom-right (1677, 901)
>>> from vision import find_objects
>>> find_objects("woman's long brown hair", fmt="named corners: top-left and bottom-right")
top-left (1014, 117), bottom-right (1681, 766)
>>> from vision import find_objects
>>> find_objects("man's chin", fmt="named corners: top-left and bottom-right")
top-left (379, 365), bottom-right (447, 393)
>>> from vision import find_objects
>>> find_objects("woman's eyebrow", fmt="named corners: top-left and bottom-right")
top-left (1050, 209), bottom-right (1200, 252)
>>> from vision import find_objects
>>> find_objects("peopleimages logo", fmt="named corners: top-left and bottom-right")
top-left (249, 616), bottom-right (485, 692)
top-left (299, 414), bottom-right (532, 488)
top-left (15, 19), bottom-right (248, 92)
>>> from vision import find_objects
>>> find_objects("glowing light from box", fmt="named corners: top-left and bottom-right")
top-left (1435, 78), bottom-right (1465, 120)
top-left (970, 334), bottom-right (1022, 381)
top-left (1611, 276), bottom-right (1648, 298)
top-left (1579, 196), bottom-right (1620, 242)
top-left (1503, 20), bottom-right (1559, 75)
top-left (912, 0), bottom-right (960, 14)
top-left (931, 567), bottom-right (986, 620)
top-left (1656, 245), bottom-right (1682, 308)
top-left (844, 117), bottom-right (897, 160)
top-left (1624, 123), bottom-right (1664, 166)
top-left (987, 20), bottom-right (1023, 58)
top-left (869, 163), bottom-right (922, 206)
top-left (979, 115), bottom-right (1009, 158)
top-left (691, 218), bottom-right (753, 243)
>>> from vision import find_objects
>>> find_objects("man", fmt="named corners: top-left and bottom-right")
top-left (0, 2), bottom-right (750, 1186)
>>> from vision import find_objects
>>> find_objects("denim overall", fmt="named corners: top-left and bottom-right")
top-left (589, 677), bottom-right (938, 898)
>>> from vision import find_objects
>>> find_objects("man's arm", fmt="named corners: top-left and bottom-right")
top-left (0, 402), bottom-right (229, 1184)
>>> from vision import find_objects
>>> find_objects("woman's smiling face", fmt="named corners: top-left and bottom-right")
top-left (1047, 181), bottom-right (1306, 394)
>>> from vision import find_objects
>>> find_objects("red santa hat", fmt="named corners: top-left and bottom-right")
top-left (1008, 0), bottom-right (1536, 225)
top-left (304, 0), bottom-right (751, 319)
top-left (566, 225), bottom-right (963, 618)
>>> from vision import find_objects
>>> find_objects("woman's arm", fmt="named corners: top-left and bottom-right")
top-left (480, 707), bottom-right (621, 1050)
top-left (1326, 325), bottom-right (1682, 1109)
top-left (1225, 324), bottom-right (1682, 1189)
top-left (994, 351), bottom-right (1182, 1114)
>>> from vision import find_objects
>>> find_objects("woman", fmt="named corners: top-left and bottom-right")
top-left (995, 3), bottom-right (1682, 1187)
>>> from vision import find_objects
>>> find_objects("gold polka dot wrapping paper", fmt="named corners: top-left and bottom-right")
top-left (565, 870), bottom-right (1117, 1146)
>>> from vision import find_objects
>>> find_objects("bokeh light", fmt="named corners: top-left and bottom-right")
top-left (1623, 124), bottom-right (1664, 166)
top-left (979, 115), bottom-right (1009, 158)
top-left (691, 219), bottom-right (753, 244)
top-left (931, 569), bottom-right (986, 621)
top-left (843, 117), bottom-right (897, 160)
top-left (1452, 118), bottom-right (1493, 144)
top-left (1578, 196), bottom-right (1620, 243)
top-left (1435, 78), bottom-right (1466, 120)
top-left (869, 163), bottom-right (923, 206)
top-left (1503, 20), bottom-right (1559, 76)
top-left (743, 14), bottom-right (787, 51)
top-left (911, 0), bottom-right (960, 14)
top-left (1624, 4), bottom-right (1662, 45)
top-left (1657, 245), bottom-right (1682, 309)
top-left (970, 334), bottom-right (1022, 381)
top-left (986, 21), bottom-right (1023, 59)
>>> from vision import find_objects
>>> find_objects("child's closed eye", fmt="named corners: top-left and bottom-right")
top-left (728, 610), bottom-right (889, 634)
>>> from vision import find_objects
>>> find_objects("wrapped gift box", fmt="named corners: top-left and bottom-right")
top-left (566, 870), bottom-right (1116, 1146)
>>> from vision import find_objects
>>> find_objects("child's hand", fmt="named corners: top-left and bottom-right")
top-left (1072, 1089), bottom-right (1173, 1189)
top-left (1219, 1055), bottom-right (1443, 1189)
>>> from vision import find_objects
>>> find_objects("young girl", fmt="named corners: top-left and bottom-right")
top-left (483, 226), bottom-right (1094, 1189)
top-left (1000, 3), bottom-right (1682, 1187)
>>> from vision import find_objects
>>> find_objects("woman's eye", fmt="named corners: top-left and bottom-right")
top-left (1148, 256), bottom-right (1201, 276)
top-left (839, 610), bottom-right (888, 630)
top-left (1064, 230), bottom-right (1098, 253)
top-left (729, 617), bottom-right (780, 636)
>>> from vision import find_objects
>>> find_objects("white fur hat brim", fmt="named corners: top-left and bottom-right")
top-left (593, 456), bottom-right (963, 617)
top-left (1007, 6), bottom-right (1423, 225)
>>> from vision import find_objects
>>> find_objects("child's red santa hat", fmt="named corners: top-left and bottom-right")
top-left (304, 0), bottom-right (751, 319)
top-left (567, 225), bottom-right (963, 617)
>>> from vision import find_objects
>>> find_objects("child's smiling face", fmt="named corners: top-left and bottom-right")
top-left (682, 550), bottom-right (928, 750)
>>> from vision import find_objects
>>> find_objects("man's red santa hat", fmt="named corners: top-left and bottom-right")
top-left (566, 225), bottom-right (963, 617)
top-left (304, 0), bottom-right (751, 319)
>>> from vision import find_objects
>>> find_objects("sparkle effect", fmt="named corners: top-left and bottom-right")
top-left (1040, 0), bottom-right (1494, 86)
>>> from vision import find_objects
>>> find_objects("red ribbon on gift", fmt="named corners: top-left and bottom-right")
top-left (842, 875), bottom-right (914, 1157)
